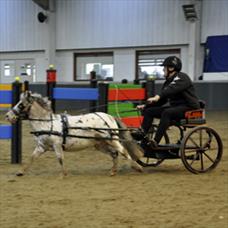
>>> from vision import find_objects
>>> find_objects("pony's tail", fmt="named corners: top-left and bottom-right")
top-left (115, 118), bottom-right (144, 161)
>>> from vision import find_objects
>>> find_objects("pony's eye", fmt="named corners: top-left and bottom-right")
top-left (18, 103), bottom-right (25, 109)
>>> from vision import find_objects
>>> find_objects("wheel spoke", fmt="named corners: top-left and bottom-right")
top-left (189, 156), bottom-right (197, 166)
top-left (203, 134), bottom-right (213, 149)
top-left (188, 136), bottom-right (200, 148)
top-left (200, 153), bottom-right (204, 170)
top-left (199, 129), bottom-right (203, 147)
top-left (202, 151), bottom-right (215, 163)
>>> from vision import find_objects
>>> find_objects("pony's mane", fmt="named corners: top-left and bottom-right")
top-left (31, 93), bottom-right (52, 111)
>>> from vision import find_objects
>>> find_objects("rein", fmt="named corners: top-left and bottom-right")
top-left (27, 116), bottom-right (137, 131)
top-left (27, 117), bottom-right (57, 121)
top-left (30, 130), bottom-right (123, 141)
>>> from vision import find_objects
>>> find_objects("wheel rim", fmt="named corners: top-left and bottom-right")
top-left (180, 126), bottom-right (223, 174)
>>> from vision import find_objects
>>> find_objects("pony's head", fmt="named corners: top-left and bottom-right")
top-left (5, 91), bottom-right (52, 123)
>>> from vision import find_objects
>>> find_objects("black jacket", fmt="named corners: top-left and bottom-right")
top-left (155, 72), bottom-right (200, 109)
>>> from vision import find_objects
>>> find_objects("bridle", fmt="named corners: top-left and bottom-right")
top-left (10, 93), bottom-right (36, 120)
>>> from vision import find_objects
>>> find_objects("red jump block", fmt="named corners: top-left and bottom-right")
top-left (108, 88), bottom-right (146, 101)
top-left (121, 116), bottom-right (143, 128)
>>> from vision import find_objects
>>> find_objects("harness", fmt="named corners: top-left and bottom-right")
top-left (61, 114), bottom-right (69, 145)
top-left (30, 113), bottom-right (133, 147)
top-left (12, 93), bottom-right (138, 146)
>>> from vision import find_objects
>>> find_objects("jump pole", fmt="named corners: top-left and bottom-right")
top-left (11, 80), bottom-right (22, 164)
top-left (145, 78), bottom-right (155, 98)
top-left (90, 71), bottom-right (98, 112)
top-left (97, 82), bottom-right (109, 113)
top-left (46, 65), bottom-right (57, 112)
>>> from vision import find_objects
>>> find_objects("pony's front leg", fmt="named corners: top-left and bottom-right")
top-left (16, 146), bottom-right (45, 176)
top-left (53, 144), bottom-right (67, 177)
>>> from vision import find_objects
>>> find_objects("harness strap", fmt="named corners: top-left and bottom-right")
top-left (50, 114), bottom-right (53, 136)
top-left (31, 130), bottom-right (62, 137)
top-left (61, 114), bottom-right (69, 146)
top-left (30, 130), bottom-right (121, 141)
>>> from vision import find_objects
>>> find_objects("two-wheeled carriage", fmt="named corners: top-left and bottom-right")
top-left (136, 107), bottom-right (223, 174)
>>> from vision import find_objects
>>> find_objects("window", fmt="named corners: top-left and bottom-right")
top-left (20, 63), bottom-right (35, 77)
top-left (0, 59), bottom-right (36, 83)
top-left (2, 61), bottom-right (15, 77)
top-left (138, 58), bottom-right (164, 79)
top-left (136, 50), bottom-right (180, 80)
top-left (74, 52), bottom-right (113, 80)
top-left (4, 64), bottom-right (11, 76)
top-left (16, 59), bottom-right (36, 82)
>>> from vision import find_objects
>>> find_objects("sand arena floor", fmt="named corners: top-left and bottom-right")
top-left (0, 111), bottom-right (228, 228)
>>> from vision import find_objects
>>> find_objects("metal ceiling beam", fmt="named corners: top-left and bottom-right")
top-left (32, 0), bottom-right (49, 11)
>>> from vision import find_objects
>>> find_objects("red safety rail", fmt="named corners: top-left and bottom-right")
top-left (108, 88), bottom-right (146, 101)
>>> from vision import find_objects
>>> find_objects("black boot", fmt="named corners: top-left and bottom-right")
top-left (131, 129), bottom-right (146, 141)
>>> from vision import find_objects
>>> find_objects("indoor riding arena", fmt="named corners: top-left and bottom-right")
top-left (0, 1), bottom-right (228, 228)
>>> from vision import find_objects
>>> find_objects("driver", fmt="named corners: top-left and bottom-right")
top-left (132, 56), bottom-right (200, 147)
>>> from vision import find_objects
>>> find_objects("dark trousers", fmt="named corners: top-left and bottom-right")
top-left (141, 105), bottom-right (193, 143)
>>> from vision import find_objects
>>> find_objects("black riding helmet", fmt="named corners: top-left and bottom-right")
top-left (161, 56), bottom-right (182, 72)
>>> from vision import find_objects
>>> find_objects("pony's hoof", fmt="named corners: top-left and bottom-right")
top-left (59, 172), bottom-right (68, 179)
top-left (16, 171), bottom-right (24, 176)
top-left (131, 161), bottom-right (143, 173)
top-left (110, 170), bottom-right (117, 176)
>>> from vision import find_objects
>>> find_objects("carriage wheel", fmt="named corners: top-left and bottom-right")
top-left (180, 126), bottom-right (223, 174)
top-left (136, 125), bottom-right (169, 167)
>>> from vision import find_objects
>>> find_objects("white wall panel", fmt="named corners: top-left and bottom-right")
top-left (114, 49), bottom-right (135, 81)
top-left (0, 0), bottom-right (46, 51)
top-left (56, 51), bottom-right (74, 82)
top-left (1, 0), bottom-right (227, 51)
top-left (56, 0), bottom-right (190, 49)
top-left (201, 0), bottom-right (228, 42)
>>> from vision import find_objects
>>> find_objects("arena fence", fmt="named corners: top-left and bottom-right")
top-left (49, 81), bottom-right (108, 113)
top-left (48, 80), bottom-right (155, 127)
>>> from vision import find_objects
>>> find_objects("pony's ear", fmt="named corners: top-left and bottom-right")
top-left (43, 97), bottom-right (49, 103)
top-left (25, 90), bottom-right (32, 97)
top-left (23, 91), bottom-right (33, 102)
top-left (43, 97), bottom-right (52, 108)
